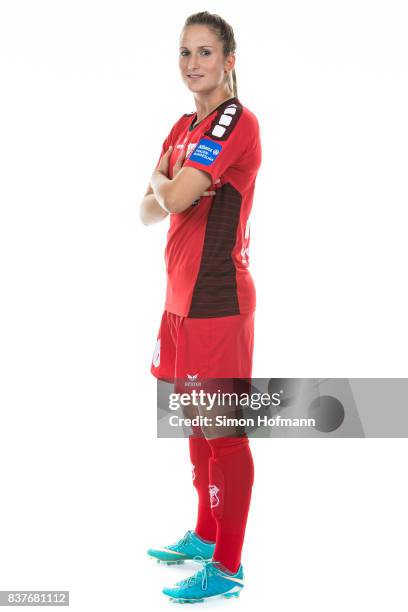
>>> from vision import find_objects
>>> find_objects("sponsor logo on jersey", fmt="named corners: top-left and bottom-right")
top-left (175, 141), bottom-right (198, 156)
top-left (187, 142), bottom-right (197, 156)
top-left (189, 138), bottom-right (222, 166)
top-left (209, 484), bottom-right (220, 508)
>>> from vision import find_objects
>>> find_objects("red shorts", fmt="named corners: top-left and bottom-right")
top-left (150, 311), bottom-right (255, 393)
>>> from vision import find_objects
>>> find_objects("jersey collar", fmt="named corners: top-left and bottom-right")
top-left (188, 96), bottom-right (239, 132)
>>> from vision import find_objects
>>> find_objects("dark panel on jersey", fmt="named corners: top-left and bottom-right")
top-left (188, 183), bottom-right (241, 318)
top-left (203, 98), bottom-right (243, 142)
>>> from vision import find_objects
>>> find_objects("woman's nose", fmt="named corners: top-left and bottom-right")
top-left (187, 56), bottom-right (200, 69)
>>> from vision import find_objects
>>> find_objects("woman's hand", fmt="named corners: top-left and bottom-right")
top-left (172, 145), bottom-right (217, 197)
top-left (172, 145), bottom-right (186, 178)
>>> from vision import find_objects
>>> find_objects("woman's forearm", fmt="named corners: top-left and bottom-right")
top-left (150, 170), bottom-right (175, 213)
top-left (139, 193), bottom-right (169, 226)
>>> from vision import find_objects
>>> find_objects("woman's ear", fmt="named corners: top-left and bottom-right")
top-left (225, 53), bottom-right (236, 73)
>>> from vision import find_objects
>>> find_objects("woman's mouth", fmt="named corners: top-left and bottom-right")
top-left (188, 74), bottom-right (203, 79)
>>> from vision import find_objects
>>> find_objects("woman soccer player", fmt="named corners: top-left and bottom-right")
top-left (139, 11), bottom-right (262, 604)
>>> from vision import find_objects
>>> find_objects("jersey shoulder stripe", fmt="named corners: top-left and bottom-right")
top-left (204, 99), bottom-right (243, 142)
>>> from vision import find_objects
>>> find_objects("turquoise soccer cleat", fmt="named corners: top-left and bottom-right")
top-left (147, 530), bottom-right (215, 565)
top-left (162, 557), bottom-right (244, 603)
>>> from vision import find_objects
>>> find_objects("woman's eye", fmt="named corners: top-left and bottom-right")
top-left (180, 50), bottom-right (211, 56)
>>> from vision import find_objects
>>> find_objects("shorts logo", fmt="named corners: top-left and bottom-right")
top-left (189, 138), bottom-right (222, 166)
top-left (209, 484), bottom-right (220, 508)
top-left (152, 338), bottom-right (160, 367)
top-left (185, 373), bottom-right (201, 387)
top-left (191, 463), bottom-right (196, 481)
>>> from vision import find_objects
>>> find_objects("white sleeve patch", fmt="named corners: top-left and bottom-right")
top-left (212, 125), bottom-right (226, 137)
top-left (219, 114), bottom-right (233, 126)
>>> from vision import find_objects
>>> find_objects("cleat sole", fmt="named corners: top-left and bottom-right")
top-left (148, 554), bottom-right (212, 564)
top-left (170, 598), bottom-right (204, 604)
top-left (166, 587), bottom-right (242, 603)
top-left (147, 555), bottom-right (186, 564)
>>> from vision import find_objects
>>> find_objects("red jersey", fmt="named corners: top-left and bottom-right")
top-left (155, 96), bottom-right (262, 318)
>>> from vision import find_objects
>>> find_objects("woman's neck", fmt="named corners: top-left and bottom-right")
top-left (193, 90), bottom-right (235, 125)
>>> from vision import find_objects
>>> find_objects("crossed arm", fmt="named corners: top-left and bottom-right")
top-left (139, 146), bottom-right (214, 226)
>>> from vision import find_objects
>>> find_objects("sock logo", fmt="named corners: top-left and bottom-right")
top-left (241, 246), bottom-right (250, 265)
top-left (209, 484), bottom-right (220, 508)
top-left (191, 463), bottom-right (196, 481)
top-left (152, 338), bottom-right (160, 367)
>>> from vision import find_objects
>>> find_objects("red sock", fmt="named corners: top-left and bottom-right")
top-left (206, 436), bottom-right (254, 573)
top-left (188, 435), bottom-right (217, 542)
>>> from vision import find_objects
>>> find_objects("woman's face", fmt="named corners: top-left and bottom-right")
top-left (179, 25), bottom-right (234, 94)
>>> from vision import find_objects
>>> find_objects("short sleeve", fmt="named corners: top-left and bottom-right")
top-left (183, 109), bottom-right (258, 182)
top-left (154, 133), bottom-right (171, 170)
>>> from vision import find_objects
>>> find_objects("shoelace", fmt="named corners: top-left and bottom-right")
top-left (168, 530), bottom-right (192, 550)
top-left (178, 557), bottom-right (222, 591)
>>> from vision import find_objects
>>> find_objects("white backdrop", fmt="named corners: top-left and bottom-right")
top-left (0, 1), bottom-right (407, 610)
